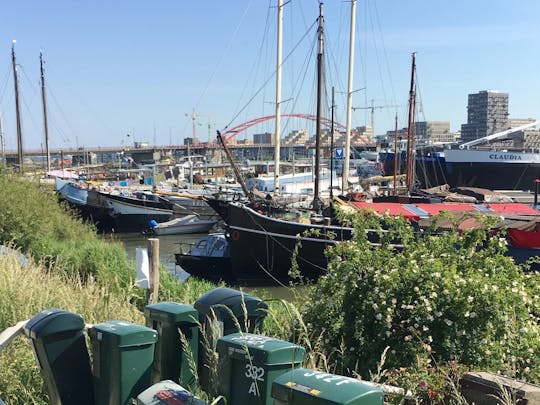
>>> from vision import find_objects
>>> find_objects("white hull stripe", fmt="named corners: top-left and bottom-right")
top-left (229, 225), bottom-right (344, 244)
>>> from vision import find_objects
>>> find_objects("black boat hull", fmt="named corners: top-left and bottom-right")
top-left (206, 199), bottom-right (353, 283)
top-left (175, 254), bottom-right (233, 283)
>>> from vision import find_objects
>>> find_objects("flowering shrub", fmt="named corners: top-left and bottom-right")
top-left (302, 210), bottom-right (540, 383)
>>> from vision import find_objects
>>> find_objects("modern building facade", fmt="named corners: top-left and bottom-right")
top-left (415, 121), bottom-right (452, 144)
top-left (460, 90), bottom-right (509, 143)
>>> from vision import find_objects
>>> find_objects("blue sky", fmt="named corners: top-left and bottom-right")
top-left (0, 0), bottom-right (538, 151)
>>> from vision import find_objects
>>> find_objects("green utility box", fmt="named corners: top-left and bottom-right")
top-left (136, 379), bottom-right (208, 405)
top-left (271, 368), bottom-right (384, 405)
top-left (23, 308), bottom-right (94, 405)
top-left (216, 333), bottom-right (305, 405)
top-left (194, 287), bottom-right (268, 336)
top-left (89, 320), bottom-right (158, 405)
top-left (194, 287), bottom-right (268, 392)
top-left (144, 302), bottom-right (199, 389)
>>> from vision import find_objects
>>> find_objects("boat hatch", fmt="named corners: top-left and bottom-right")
top-left (473, 205), bottom-right (493, 212)
top-left (403, 204), bottom-right (430, 218)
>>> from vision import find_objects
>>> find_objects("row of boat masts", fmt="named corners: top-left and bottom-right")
top-left (6, 2), bottom-right (418, 201)
top-left (6, 41), bottom-right (51, 173)
top-left (262, 1), bottom-right (418, 208)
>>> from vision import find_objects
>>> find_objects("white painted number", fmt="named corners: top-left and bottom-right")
top-left (245, 364), bottom-right (265, 397)
top-left (245, 364), bottom-right (265, 381)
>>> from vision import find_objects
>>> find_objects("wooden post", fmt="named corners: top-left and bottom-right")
top-left (147, 238), bottom-right (160, 304)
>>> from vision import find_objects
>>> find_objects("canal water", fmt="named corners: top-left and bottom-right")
top-left (112, 232), bottom-right (300, 301)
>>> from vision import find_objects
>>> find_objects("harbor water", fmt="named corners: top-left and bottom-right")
top-left (113, 232), bottom-right (300, 301)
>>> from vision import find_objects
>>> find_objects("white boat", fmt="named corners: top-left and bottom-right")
top-left (149, 215), bottom-right (217, 235)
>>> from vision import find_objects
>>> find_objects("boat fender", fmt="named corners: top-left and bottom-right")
top-left (149, 219), bottom-right (159, 228)
top-left (231, 230), bottom-right (240, 240)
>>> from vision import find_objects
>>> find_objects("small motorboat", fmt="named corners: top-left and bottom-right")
top-left (147, 215), bottom-right (217, 236)
top-left (175, 233), bottom-right (233, 282)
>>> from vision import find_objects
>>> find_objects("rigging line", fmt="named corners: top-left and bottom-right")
top-left (0, 67), bottom-right (12, 105)
top-left (253, 256), bottom-right (292, 289)
top-left (44, 84), bottom-right (79, 144)
top-left (371, 0), bottom-right (398, 107)
top-left (287, 30), bottom-right (317, 120)
top-left (193, 0), bottom-right (254, 112)
top-left (366, 1), bottom-right (391, 113)
top-left (232, 0), bottom-right (273, 126)
top-left (246, 208), bottom-right (332, 272)
top-left (223, 17), bottom-right (318, 131)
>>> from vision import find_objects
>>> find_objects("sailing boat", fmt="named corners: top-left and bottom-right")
top-left (191, 3), bottom-right (357, 284)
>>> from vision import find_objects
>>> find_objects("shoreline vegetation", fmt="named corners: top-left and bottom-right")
top-left (0, 172), bottom-right (539, 404)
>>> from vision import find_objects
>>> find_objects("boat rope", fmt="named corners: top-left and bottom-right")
top-left (245, 207), bottom-right (336, 275)
top-left (223, 18), bottom-right (318, 132)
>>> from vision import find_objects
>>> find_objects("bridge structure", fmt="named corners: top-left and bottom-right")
top-left (3, 113), bottom-right (375, 166)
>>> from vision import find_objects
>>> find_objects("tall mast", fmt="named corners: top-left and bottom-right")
top-left (273, 0), bottom-right (283, 195)
top-left (12, 41), bottom-right (23, 171)
top-left (393, 113), bottom-right (398, 195)
top-left (312, 2), bottom-right (324, 211)
top-left (405, 52), bottom-right (416, 193)
top-left (0, 112), bottom-right (5, 164)
top-left (40, 51), bottom-right (51, 172)
top-left (330, 87), bottom-right (335, 198)
top-left (342, 0), bottom-right (357, 193)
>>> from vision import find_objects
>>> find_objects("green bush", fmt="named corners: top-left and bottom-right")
top-left (303, 210), bottom-right (540, 383)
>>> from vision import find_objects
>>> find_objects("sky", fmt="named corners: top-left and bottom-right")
top-left (0, 0), bottom-right (539, 151)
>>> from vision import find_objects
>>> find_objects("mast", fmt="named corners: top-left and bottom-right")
top-left (40, 51), bottom-right (51, 172)
top-left (12, 41), bottom-right (23, 171)
top-left (342, 0), bottom-right (357, 193)
top-left (216, 130), bottom-right (252, 202)
top-left (312, 2), bottom-right (324, 211)
top-left (0, 112), bottom-right (5, 164)
top-left (405, 52), bottom-right (416, 193)
top-left (273, 0), bottom-right (283, 195)
top-left (330, 87), bottom-right (335, 198)
top-left (393, 113), bottom-right (398, 195)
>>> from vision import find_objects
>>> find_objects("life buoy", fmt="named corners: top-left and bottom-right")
top-left (231, 230), bottom-right (240, 241)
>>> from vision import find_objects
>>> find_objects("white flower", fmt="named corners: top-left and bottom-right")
top-left (430, 291), bottom-right (438, 298)
top-left (444, 319), bottom-right (453, 326)
top-left (467, 296), bottom-right (474, 303)
top-left (404, 335), bottom-right (412, 342)
top-left (469, 312), bottom-right (476, 318)
top-left (413, 286), bottom-right (419, 292)
top-left (375, 313), bottom-right (382, 320)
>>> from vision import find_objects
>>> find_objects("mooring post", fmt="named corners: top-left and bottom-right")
top-left (147, 238), bottom-right (160, 304)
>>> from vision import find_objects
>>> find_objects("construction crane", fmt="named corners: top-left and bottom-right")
top-left (185, 108), bottom-right (210, 144)
top-left (352, 99), bottom-right (401, 137)
top-left (198, 119), bottom-right (226, 143)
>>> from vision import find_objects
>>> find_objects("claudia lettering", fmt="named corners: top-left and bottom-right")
top-left (489, 154), bottom-right (522, 161)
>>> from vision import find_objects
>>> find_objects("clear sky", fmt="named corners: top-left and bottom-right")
top-left (0, 0), bottom-right (538, 151)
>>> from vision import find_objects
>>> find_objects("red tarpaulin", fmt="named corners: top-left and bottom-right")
top-left (415, 203), bottom-right (476, 215)
top-left (350, 202), bottom-right (420, 221)
top-left (486, 203), bottom-right (539, 215)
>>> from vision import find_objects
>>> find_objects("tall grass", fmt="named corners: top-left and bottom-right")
top-left (0, 254), bottom-right (144, 404)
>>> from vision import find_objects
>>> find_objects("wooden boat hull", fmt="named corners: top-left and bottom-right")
top-left (206, 199), bottom-right (353, 283)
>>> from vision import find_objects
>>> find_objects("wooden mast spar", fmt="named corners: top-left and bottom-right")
top-left (405, 52), bottom-right (417, 193)
top-left (11, 41), bottom-right (23, 171)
